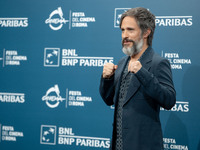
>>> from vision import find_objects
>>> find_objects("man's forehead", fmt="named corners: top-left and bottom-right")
top-left (121, 16), bottom-right (139, 28)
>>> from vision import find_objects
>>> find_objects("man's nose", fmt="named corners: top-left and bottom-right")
top-left (122, 30), bottom-right (128, 39)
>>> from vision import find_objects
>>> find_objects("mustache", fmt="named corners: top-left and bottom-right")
top-left (122, 38), bottom-right (135, 46)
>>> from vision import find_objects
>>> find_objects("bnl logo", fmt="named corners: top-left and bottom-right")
top-left (114, 8), bottom-right (130, 28)
top-left (40, 125), bottom-right (57, 145)
top-left (44, 48), bottom-right (60, 67)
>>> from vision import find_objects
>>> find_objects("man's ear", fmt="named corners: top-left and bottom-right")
top-left (143, 28), bottom-right (151, 39)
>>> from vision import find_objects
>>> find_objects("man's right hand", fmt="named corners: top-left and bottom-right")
top-left (103, 63), bottom-right (118, 78)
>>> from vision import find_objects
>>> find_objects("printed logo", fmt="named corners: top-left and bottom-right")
top-left (0, 92), bottom-right (25, 103)
top-left (40, 125), bottom-right (57, 145)
top-left (45, 7), bottom-right (68, 30)
top-left (0, 49), bottom-right (27, 67)
top-left (40, 125), bottom-right (110, 148)
top-left (0, 125), bottom-right (24, 142)
top-left (42, 85), bottom-right (93, 108)
top-left (44, 48), bottom-right (60, 67)
top-left (163, 138), bottom-right (188, 150)
top-left (71, 12), bottom-right (95, 28)
top-left (162, 51), bottom-right (192, 70)
top-left (114, 8), bottom-right (130, 28)
top-left (156, 16), bottom-right (192, 27)
top-left (0, 18), bottom-right (28, 27)
top-left (45, 7), bottom-right (96, 30)
top-left (114, 8), bottom-right (193, 28)
top-left (42, 85), bottom-right (65, 108)
top-left (44, 48), bottom-right (113, 67)
top-left (67, 90), bottom-right (92, 107)
top-left (161, 101), bottom-right (189, 112)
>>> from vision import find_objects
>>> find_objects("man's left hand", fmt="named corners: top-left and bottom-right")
top-left (128, 60), bottom-right (142, 73)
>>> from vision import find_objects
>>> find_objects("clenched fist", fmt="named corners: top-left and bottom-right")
top-left (128, 60), bottom-right (142, 73)
top-left (103, 63), bottom-right (118, 78)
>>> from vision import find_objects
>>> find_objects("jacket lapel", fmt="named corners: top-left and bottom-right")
top-left (123, 47), bottom-right (154, 106)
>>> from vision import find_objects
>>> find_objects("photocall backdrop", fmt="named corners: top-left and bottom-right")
top-left (0, 0), bottom-right (200, 149)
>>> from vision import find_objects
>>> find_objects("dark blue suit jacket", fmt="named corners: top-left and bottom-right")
top-left (99, 47), bottom-right (176, 150)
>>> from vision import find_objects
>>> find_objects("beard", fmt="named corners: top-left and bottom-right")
top-left (122, 37), bottom-right (144, 56)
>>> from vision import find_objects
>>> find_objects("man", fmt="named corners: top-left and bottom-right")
top-left (99, 7), bottom-right (176, 150)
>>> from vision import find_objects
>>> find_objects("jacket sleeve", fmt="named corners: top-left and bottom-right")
top-left (135, 59), bottom-right (176, 110)
top-left (99, 75), bottom-right (115, 106)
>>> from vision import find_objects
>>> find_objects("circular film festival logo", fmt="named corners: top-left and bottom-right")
top-left (45, 7), bottom-right (68, 30)
top-left (42, 85), bottom-right (65, 108)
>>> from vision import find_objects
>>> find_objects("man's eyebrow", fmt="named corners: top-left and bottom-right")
top-left (121, 27), bottom-right (135, 30)
top-left (127, 27), bottom-right (134, 30)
